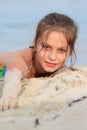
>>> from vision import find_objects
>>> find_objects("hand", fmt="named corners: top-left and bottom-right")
top-left (0, 97), bottom-right (19, 112)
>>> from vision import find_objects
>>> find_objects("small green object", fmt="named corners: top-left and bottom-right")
top-left (0, 64), bottom-right (6, 77)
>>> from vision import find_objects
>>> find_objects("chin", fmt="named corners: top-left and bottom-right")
top-left (43, 67), bottom-right (57, 73)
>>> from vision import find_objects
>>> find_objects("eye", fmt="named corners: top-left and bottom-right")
top-left (42, 42), bottom-right (51, 50)
top-left (44, 45), bottom-right (50, 49)
top-left (58, 48), bottom-right (67, 53)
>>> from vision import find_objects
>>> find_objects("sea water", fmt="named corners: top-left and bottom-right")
top-left (0, 0), bottom-right (87, 66)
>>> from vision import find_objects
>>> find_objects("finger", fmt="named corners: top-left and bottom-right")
top-left (0, 99), bottom-right (3, 112)
top-left (14, 101), bottom-right (19, 109)
top-left (2, 98), bottom-right (9, 111)
top-left (9, 99), bottom-right (18, 109)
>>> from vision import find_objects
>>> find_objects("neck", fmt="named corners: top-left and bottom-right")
top-left (35, 71), bottom-right (51, 77)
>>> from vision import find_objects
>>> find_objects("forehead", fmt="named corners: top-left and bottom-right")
top-left (41, 31), bottom-right (68, 48)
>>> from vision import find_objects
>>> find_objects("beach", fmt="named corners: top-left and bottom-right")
top-left (0, 1), bottom-right (87, 129)
top-left (0, 66), bottom-right (87, 130)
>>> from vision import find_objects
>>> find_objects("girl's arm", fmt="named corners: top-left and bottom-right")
top-left (0, 55), bottom-right (28, 111)
top-left (2, 68), bottom-right (22, 98)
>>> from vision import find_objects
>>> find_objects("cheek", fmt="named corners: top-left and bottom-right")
top-left (35, 50), bottom-right (45, 62)
top-left (37, 49), bottom-right (46, 59)
top-left (58, 54), bottom-right (67, 62)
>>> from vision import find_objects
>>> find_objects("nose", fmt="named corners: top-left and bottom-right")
top-left (49, 50), bottom-right (57, 61)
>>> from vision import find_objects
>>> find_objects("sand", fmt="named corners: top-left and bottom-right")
top-left (0, 66), bottom-right (87, 130)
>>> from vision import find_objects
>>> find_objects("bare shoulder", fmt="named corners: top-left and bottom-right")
top-left (0, 48), bottom-right (33, 67)
top-left (17, 48), bottom-right (33, 63)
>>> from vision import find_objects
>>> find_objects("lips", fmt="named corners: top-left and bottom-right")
top-left (45, 61), bottom-right (57, 67)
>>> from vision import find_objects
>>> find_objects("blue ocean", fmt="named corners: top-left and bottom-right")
top-left (0, 0), bottom-right (87, 66)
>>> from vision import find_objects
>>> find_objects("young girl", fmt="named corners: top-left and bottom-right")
top-left (0, 12), bottom-right (78, 111)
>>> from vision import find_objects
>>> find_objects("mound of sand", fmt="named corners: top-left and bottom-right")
top-left (0, 67), bottom-right (87, 130)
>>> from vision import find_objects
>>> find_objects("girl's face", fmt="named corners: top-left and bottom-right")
top-left (34, 31), bottom-right (69, 74)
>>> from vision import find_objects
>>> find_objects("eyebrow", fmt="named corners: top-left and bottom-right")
top-left (43, 42), bottom-right (68, 49)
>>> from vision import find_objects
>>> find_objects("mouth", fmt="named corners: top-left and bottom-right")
top-left (45, 61), bottom-right (57, 67)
